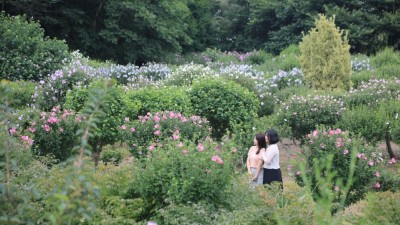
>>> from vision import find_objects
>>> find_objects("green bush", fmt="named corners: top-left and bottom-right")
top-left (0, 14), bottom-right (70, 81)
top-left (346, 191), bottom-right (400, 225)
top-left (244, 50), bottom-right (268, 65)
top-left (64, 79), bottom-right (134, 164)
top-left (189, 78), bottom-right (259, 139)
top-left (299, 15), bottom-right (351, 90)
top-left (126, 139), bottom-right (234, 212)
top-left (276, 44), bottom-right (301, 71)
top-left (276, 93), bottom-right (346, 141)
top-left (120, 111), bottom-right (211, 158)
top-left (127, 86), bottom-right (192, 117)
top-left (371, 47), bottom-right (400, 79)
top-left (1, 80), bottom-right (36, 109)
top-left (337, 106), bottom-right (386, 144)
top-left (100, 149), bottom-right (123, 165)
top-left (350, 70), bottom-right (375, 89)
top-left (345, 78), bottom-right (400, 109)
top-left (295, 127), bottom-right (382, 206)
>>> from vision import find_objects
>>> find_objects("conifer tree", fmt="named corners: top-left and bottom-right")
top-left (299, 14), bottom-right (352, 90)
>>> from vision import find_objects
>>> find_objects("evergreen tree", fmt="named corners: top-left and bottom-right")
top-left (299, 14), bottom-right (351, 90)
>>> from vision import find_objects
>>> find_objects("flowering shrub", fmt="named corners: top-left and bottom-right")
top-left (276, 94), bottom-right (346, 141)
top-left (120, 111), bottom-right (211, 158)
top-left (345, 78), bottom-right (400, 109)
top-left (268, 68), bottom-right (304, 90)
top-left (295, 127), bottom-right (383, 206)
top-left (351, 55), bottom-right (373, 72)
top-left (126, 138), bottom-right (234, 210)
top-left (13, 106), bottom-right (82, 162)
top-left (162, 63), bottom-right (214, 86)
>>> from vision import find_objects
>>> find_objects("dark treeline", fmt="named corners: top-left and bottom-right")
top-left (2, 0), bottom-right (400, 65)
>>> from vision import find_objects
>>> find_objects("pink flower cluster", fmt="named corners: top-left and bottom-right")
top-left (211, 155), bottom-right (223, 165)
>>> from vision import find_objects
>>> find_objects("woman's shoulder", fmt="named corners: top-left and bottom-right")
top-left (248, 145), bottom-right (257, 153)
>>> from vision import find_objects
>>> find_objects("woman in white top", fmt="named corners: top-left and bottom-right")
top-left (262, 129), bottom-right (283, 189)
top-left (247, 133), bottom-right (267, 186)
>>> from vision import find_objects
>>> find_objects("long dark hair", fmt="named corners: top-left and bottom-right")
top-left (265, 129), bottom-right (279, 144)
top-left (255, 133), bottom-right (267, 154)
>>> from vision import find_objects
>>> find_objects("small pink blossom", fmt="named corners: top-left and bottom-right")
top-left (28, 127), bottom-right (36, 133)
top-left (59, 128), bottom-right (64, 132)
top-left (313, 130), bottom-right (318, 137)
top-left (177, 142), bottom-right (183, 148)
top-left (334, 185), bottom-right (339, 192)
top-left (182, 150), bottom-right (188, 155)
top-left (43, 124), bottom-right (51, 132)
top-left (335, 128), bottom-right (342, 134)
top-left (154, 130), bottom-right (161, 136)
top-left (148, 145), bottom-right (155, 151)
top-left (375, 182), bottom-right (380, 189)
top-left (154, 115), bottom-right (160, 122)
top-left (197, 143), bottom-right (204, 152)
top-left (375, 171), bottom-right (380, 177)
top-left (21, 135), bottom-right (29, 141)
top-left (120, 125), bottom-right (126, 130)
top-left (172, 134), bottom-right (179, 140)
top-left (124, 117), bottom-right (130, 122)
top-left (154, 124), bottom-right (160, 129)
top-left (357, 153), bottom-right (362, 158)
top-left (9, 127), bottom-right (16, 135)
top-left (130, 127), bottom-right (135, 133)
top-left (368, 160), bottom-right (374, 166)
top-left (389, 158), bottom-right (396, 164)
top-left (343, 149), bottom-right (349, 155)
top-left (296, 171), bottom-right (302, 176)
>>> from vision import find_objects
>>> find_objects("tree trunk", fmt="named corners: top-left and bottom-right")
top-left (92, 144), bottom-right (103, 167)
top-left (385, 131), bottom-right (396, 159)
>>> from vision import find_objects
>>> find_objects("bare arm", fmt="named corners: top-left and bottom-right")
top-left (252, 158), bottom-right (264, 180)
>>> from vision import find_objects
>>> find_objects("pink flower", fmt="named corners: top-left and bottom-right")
top-left (154, 124), bottom-right (160, 129)
top-left (9, 127), bottom-right (16, 135)
top-left (329, 130), bottom-right (335, 135)
top-left (124, 117), bottom-right (130, 122)
top-left (335, 128), bottom-right (342, 134)
top-left (177, 142), bottom-right (183, 148)
top-left (148, 145), bottom-right (155, 151)
top-left (43, 124), bottom-right (51, 132)
top-left (21, 135), bottom-right (29, 141)
top-left (375, 171), bottom-right (380, 177)
top-left (130, 127), bottom-right (135, 133)
top-left (375, 182), bottom-right (380, 189)
top-left (357, 153), bottom-right (362, 158)
top-left (182, 150), bottom-right (188, 155)
top-left (343, 149), bottom-right (349, 155)
top-left (211, 155), bottom-right (223, 164)
top-left (59, 128), bottom-right (64, 132)
top-left (32, 121), bottom-right (37, 126)
top-left (389, 158), bottom-right (396, 164)
top-left (154, 130), bottom-right (161, 136)
top-left (334, 185), bottom-right (339, 191)
top-left (368, 160), bottom-right (374, 166)
top-left (147, 221), bottom-right (158, 225)
top-left (296, 171), bottom-right (301, 176)
top-left (154, 115), bottom-right (160, 122)
top-left (28, 127), bottom-right (36, 133)
top-left (313, 130), bottom-right (318, 137)
top-left (120, 125), bottom-right (126, 130)
top-left (197, 143), bottom-right (204, 152)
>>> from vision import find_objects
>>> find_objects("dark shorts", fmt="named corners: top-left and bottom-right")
top-left (263, 168), bottom-right (283, 189)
